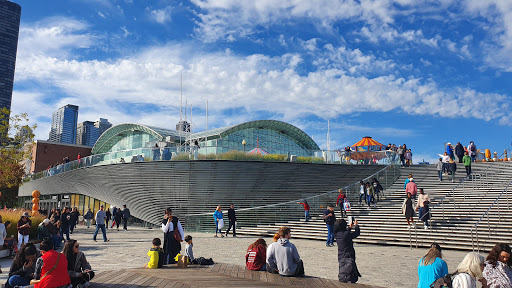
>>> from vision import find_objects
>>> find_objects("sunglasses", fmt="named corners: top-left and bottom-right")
top-left (74, 245), bottom-right (79, 248)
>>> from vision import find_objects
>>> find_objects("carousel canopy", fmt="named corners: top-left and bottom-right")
top-left (351, 136), bottom-right (384, 152)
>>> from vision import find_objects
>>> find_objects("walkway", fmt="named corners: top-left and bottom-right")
top-left (91, 264), bottom-right (380, 287)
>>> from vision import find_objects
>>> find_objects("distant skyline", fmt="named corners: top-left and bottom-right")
top-left (9, 0), bottom-right (512, 163)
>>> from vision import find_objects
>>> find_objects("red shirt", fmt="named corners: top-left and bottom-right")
top-left (336, 194), bottom-right (347, 205)
top-left (245, 245), bottom-right (266, 271)
top-left (298, 202), bottom-right (310, 211)
top-left (35, 250), bottom-right (70, 288)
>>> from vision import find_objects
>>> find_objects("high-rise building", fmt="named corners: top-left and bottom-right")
top-left (48, 104), bottom-right (79, 144)
top-left (94, 118), bottom-right (112, 135)
top-left (76, 121), bottom-right (99, 147)
top-left (0, 0), bottom-right (21, 116)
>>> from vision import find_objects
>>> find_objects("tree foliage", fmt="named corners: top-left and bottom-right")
top-left (0, 107), bottom-right (36, 191)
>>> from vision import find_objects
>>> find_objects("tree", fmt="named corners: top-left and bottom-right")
top-left (0, 107), bottom-right (37, 207)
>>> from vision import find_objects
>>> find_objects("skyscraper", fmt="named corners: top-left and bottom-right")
top-left (94, 118), bottom-right (112, 135)
top-left (76, 121), bottom-right (99, 147)
top-left (48, 104), bottom-right (79, 144)
top-left (0, 0), bottom-right (21, 116)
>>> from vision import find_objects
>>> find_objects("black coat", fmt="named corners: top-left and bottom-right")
top-left (455, 144), bottom-right (465, 156)
top-left (162, 217), bottom-right (181, 258)
top-left (335, 226), bottom-right (361, 283)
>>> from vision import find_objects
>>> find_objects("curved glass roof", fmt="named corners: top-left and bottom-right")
top-left (192, 120), bottom-right (320, 150)
top-left (92, 123), bottom-right (181, 154)
top-left (93, 120), bottom-right (319, 154)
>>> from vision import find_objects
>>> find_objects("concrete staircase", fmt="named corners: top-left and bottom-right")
top-left (237, 162), bottom-right (512, 251)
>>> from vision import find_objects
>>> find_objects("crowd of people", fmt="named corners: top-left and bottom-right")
top-left (418, 242), bottom-right (512, 288)
top-left (437, 141), bottom-right (477, 182)
top-left (401, 174), bottom-right (431, 229)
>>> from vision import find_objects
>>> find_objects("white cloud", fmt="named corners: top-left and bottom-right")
top-left (149, 6), bottom-right (173, 24)
top-left (121, 26), bottom-right (131, 38)
top-left (13, 17), bottom-right (512, 142)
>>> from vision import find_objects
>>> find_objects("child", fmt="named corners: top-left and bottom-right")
top-left (146, 238), bottom-right (164, 268)
top-left (184, 235), bottom-right (194, 262)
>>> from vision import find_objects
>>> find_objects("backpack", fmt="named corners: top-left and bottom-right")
top-left (470, 145), bottom-right (476, 152)
top-left (430, 272), bottom-right (458, 288)
top-left (191, 257), bottom-right (214, 265)
top-left (157, 249), bottom-right (165, 268)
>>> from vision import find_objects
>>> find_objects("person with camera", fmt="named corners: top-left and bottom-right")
top-left (335, 218), bottom-right (361, 283)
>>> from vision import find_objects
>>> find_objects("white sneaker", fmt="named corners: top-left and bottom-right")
top-left (424, 226), bottom-right (428, 230)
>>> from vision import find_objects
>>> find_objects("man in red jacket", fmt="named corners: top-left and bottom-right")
top-left (296, 200), bottom-right (311, 221)
top-left (336, 189), bottom-right (347, 217)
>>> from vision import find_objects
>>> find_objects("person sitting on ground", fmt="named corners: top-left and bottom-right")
top-left (48, 219), bottom-right (62, 249)
top-left (5, 243), bottom-right (39, 288)
top-left (32, 237), bottom-right (70, 288)
top-left (63, 239), bottom-right (95, 287)
top-left (266, 233), bottom-right (280, 274)
top-left (483, 243), bottom-right (512, 287)
top-left (184, 235), bottom-right (194, 262)
top-left (1, 221), bottom-right (16, 257)
top-left (452, 252), bottom-right (486, 288)
top-left (146, 238), bottom-right (164, 269)
top-left (267, 226), bottom-right (304, 277)
top-left (37, 219), bottom-right (51, 240)
top-left (334, 218), bottom-right (361, 283)
top-left (246, 238), bottom-right (267, 271)
top-left (417, 243), bottom-right (448, 288)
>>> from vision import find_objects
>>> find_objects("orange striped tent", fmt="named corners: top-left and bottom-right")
top-left (351, 136), bottom-right (384, 152)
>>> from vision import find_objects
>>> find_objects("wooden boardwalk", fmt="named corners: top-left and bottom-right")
top-left (90, 263), bottom-right (381, 288)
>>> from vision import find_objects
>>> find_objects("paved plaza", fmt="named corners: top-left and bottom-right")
top-left (0, 225), bottom-right (473, 287)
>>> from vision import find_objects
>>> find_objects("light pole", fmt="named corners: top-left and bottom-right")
top-left (242, 139), bottom-right (246, 152)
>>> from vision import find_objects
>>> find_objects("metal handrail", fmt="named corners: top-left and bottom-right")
top-left (471, 180), bottom-right (512, 252)
top-left (418, 155), bottom-right (505, 227)
top-left (185, 159), bottom-right (400, 218)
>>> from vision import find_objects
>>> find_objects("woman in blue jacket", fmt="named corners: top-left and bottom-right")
top-left (213, 206), bottom-right (224, 238)
top-left (418, 243), bottom-right (448, 288)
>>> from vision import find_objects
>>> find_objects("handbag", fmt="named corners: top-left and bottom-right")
top-left (173, 228), bottom-right (182, 242)
top-left (218, 219), bottom-right (224, 229)
top-left (30, 252), bottom-right (61, 285)
top-left (343, 200), bottom-right (352, 211)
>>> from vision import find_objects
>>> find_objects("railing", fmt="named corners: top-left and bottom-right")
top-left (24, 146), bottom-right (399, 183)
top-left (471, 180), bottom-right (512, 252)
top-left (183, 160), bottom-right (401, 232)
top-left (419, 154), bottom-right (506, 229)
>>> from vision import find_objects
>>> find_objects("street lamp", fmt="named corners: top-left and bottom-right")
top-left (242, 139), bottom-right (246, 152)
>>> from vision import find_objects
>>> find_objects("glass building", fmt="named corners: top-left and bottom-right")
top-left (76, 121), bottom-right (100, 147)
top-left (48, 104), bottom-right (79, 144)
top-left (92, 120), bottom-right (320, 157)
top-left (0, 0), bottom-right (21, 116)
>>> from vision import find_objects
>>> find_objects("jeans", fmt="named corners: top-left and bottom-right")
top-left (465, 166), bottom-right (471, 176)
top-left (438, 170), bottom-right (443, 181)
top-left (359, 194), bottom-right (366, 204)
top-left (61, 225), bottom-right (70, 241)
top-left (17, 233), bottom-right (29, 250)
top-left (367, 195), bottom-right (374, 207)
top-left (471, 155), bottom-right (476, 162)
top-left (123, 218), bottom-right (128, 230)
top-left (304, 211), bottom-right (310, 221)
top-left (9, 275), bottom-right (31, 287)
top-left (93, 224), bottom-right (107, 241)
top-left (52, 234), bottom-right (62, 248)
top-left (225, 220), bottom-right (236, 236)
top-left (326, 224), bottom-right (334, 245)
top-left (418, 207), bottom-right (429, 227)
top-left (86, 219), bottom-right (91, 228)
top-left (339, 205), bottom-right (346, 217)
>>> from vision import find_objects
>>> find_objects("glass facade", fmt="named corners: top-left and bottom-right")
top-left (104, 130), bottom-right (158, 153)
top-left (0, 0), bottom-right (21, 115)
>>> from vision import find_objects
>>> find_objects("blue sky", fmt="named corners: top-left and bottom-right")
top-left (9, 0), bottom-right (512, 163)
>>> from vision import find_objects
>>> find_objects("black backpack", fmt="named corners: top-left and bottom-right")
top-left (430, 272), bottom-right (458, 288)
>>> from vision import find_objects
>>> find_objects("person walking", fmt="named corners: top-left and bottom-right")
top-left (468, 141), bottom-right (477, 162)
top-left (417, 243), bottom-right (448, 288)
top-left (60, 207), bottom-right (71, 241)
top-left (83, 209), bottom-right (93, 228)
top-left (69, 207), bottom-right (79, 234)
top-left (446, 142), bottom-right (454, 160)
top-left (114, 208), bottom-right (122, 231)
top-left (213, 206), bottom-right (224, 238)
top-left (463, 152), bottom-right (472, 177)
top-left (405, 178), bottom-right (418, 201)
top-left (323, 206), bottom-right (336, 247)
top-left (93, 205), bottom-right (109, 242)
top-left (449, 159), bottom-right (457, 182)
top-left (372, 178), bottom-right (383, 202)
top-left (397, 145), bottom-right (405, 167)
top-left (296, 201), bottom-right (311, 221)
top-left (105, 208), bottom-right (112, 230)
top-left (415, 188), bottom-right (431, 229)
top-left (358, 181), bottom-right (366, 206)
top-left (225, 204), bottom-right (237, 237)
top-left (436, 158), bottom-right (443, 182)
top-left (402, 193), bottom-right (415, 228)
top-left (162, 207), bottom-right (184, 264)
top-left (122, 205), bottom-right (130, 231)
top-left (366, 182), bottom-right (376, 209)
top-left (403, 174), bottom-right (413, 190)
top-left (455, 142), bottom-right (465, 163)
top-left (335, 219), bottom-right (361, 283)
top-left (17, 212), bottom-right (32, 250)
top-left (336, 189), bottom-right (347, 217)
top-left (438, 152), bottom-right (450, 174)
